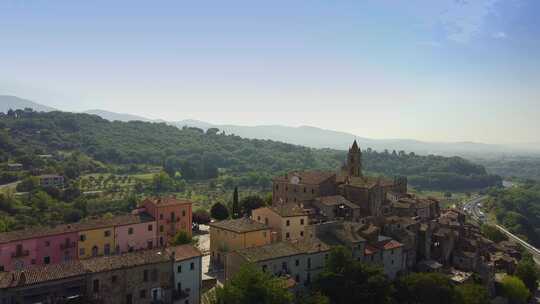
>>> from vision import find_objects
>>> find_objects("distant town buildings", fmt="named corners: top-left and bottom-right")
top-left (38, 174), bottom-right (65, 188)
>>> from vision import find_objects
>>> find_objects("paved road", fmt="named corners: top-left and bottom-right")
top-left (461, 195), bottom-right (540, 264)
top-left (0, 181), bottom-right (20, 191)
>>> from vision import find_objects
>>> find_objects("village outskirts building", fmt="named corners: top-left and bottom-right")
top-left (142, 196), bottom-right (193, 247)
top-left (167, 245), bottom-right (203, 304)
top-left (252, 203), bottom-right (309, 241)
top-left (38, 174), bottom-right (64, 188)
top-left (208, 218), bottom-right (272, 267)
top-left (225, 238), bottom-right (331, 289)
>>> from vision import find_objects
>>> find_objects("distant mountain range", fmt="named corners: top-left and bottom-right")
top-left (2, 95), bottom-right (540, 156)
top-left (0, 95), bottom-right (57, 113)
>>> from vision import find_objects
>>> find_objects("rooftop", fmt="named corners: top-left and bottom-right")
top-left (0, 261), bottom-right (86, 289)
top-left (167, 244), bottom-right (202, 262)
top-left (236, 242), bottom-right (302, 262)
top-left (0, 213), bottom-right (154, 244)
top-left (273, 171), bottom-right (335, 185)
top-left (143, 196), bottom-right (193, 207)
top-left (315, 195), bottom-right (360, 209)
top-left (268, 203), bottom-right (309, 217)
top-left (209, 218), bottom-right (269, 233)
top-left (81, 249), bottom-right (171, 273)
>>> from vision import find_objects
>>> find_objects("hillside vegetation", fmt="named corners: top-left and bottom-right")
top-left (1, 109), bottom-right (500, 190)
top-left (486, 182), bottom-right (540, 247)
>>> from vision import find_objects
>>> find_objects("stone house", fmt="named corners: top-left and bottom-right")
top-left (252, 203), bottom-right (309, 241)
top-left (82, 249), bottom-right (172, 304)
top-left (208, 218), bottom-right (271, 267)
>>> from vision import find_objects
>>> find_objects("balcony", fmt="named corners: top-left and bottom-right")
top-left (11, 249), bottom-right (30, 258)
top-left (60, 241), bottom-right (77, 250)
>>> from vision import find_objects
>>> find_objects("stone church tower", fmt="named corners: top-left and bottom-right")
top-left (346, 140), bottom-right (362, 177)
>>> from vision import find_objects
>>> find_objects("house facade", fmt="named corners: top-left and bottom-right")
top-left (142, 197), bottom-right (193, 246)
top-left (168, 245), bottom-right (203, 304)
top-left (252, 203), bottom-right (309, 241)
top-left (209, 218), bottom-right (271, 266)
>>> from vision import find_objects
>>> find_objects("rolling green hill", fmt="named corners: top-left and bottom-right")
top-left (0, 109), bottom-right (501, 190)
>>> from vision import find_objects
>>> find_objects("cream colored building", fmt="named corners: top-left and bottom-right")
top-left (208, 218), bottom-right (271, 267)
top-left (252, 203), bottom-right (309, 241)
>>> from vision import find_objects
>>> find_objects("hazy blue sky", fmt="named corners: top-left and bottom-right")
top-left (1, 0), bottom-right (539, 144)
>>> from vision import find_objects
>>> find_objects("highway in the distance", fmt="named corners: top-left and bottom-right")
top-left (461, 195), bottom-right (540, 264)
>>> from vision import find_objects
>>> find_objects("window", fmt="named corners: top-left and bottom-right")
top-left (128, 227), bottom-right (134, 235)
top-left (295, 259), bottom-right (300, 266)
top-left (182, 210), bottom-right (186, 217)
top-left (93, 279), bottom-right (100, 293)
top-left (151, 269), bottom-right (158, 282)
top-left (190, 262), bottom-right (194, 270)
top-left (160, 225), bottom-right (164, 232)
top-left (104, 244), bottom-right (111, 255)
top-left (276, 185), bottom-right (279, 190)
top-left (140, 290), bottom-right (146, 299)
top-left (300, 219), bottom-right (304, 225)
top-left (160, 214), bottom-right (164, 220)
top-left (281, 262), bottom-right (287, 271)
top-left (148, 224), bottom-right (153, 231)
top-left (257, 216), bottom-right (261, 221)
top-left (112, 275), bottom-right (117, 283)
top-left (126, 294), bottom-right (133, 304)
top-left (92, 246), bottom-right (98, 257)
top-left (263, 231), bottom-right (267, 237)
top-left (295, 274), bottom-right (300, 282)
top-left (307, 258), bottom-right (311, 269)
top-left (143, 270), bottom-right (149, 282)
top-left (147, 240), bottom-right (153, 249)
top-left (262, 265), bottom-right (267, 272)
top-left (325, 254), bottom-right (329, 260)
top-left (303, 187), bottom-right (306, 193)
top-left (286, 220), bottom-right (290, 226)
top-left (80, 234), bottom-right (86, 242)
top-left (265, 218), bottom-right (269, 225)
top-left (311, 189), bottom-right (314, 194)
top-left (44, 256), bottom-right (50, 264)
top-left (0, 265), bottom-right (4, 272)
top-left (300, 231), bottom-right (304, 237)
top-left (104, 230), bottom-right (111, 237)
top-left (45, 241), bottom-right (50, 247)
top-left (177, 265), bottom-right (182, 273)
top-left (79, 248), bottom-right (85, 256)
top-left (286, 232), bottom-right (290, 239)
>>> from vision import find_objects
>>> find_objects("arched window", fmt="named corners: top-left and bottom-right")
top-left (92, 246), bottom-right (99, 257)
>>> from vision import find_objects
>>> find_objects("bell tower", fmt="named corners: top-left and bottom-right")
top-left (347, 140), bottom-right (362, 177)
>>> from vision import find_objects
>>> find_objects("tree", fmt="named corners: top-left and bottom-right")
top-left (16, 176), bottom-right (39, 192)
top-left (500, 276), bottom-right (530, 304)
top-left (193, 209), bottom-right (211, 225)
top-left (481, 224), bottom-right (508, 243)
top-left (395, 272), bottom-right (456, 304)
top-left (215, 264), bottom-right (293, 304)
top-left (172, 230), bottom-right (195, 246)
top-left (515, 260), bottom-right (539, 293)
top-left (211, 202), bottom-right (229, 220)
top-left (314, 246), bottom-right (393, 304)
top-left (232, 186), bottom-right (239, 218)
top-left (455, 284), bottom-right (490, 304)
top-left (240, 195), bottom-right (265, 216)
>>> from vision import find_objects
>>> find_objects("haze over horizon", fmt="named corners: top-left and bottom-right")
top-left (1, 0), bottom-right (539, 145)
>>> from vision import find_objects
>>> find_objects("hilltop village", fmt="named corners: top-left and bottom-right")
top-left (0, 141), bottom-right (525, 303)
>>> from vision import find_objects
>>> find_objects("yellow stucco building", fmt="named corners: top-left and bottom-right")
top-left (208, 218), bottom-right (271, 266)
top-left (252, 203), bottom-right (309, 241)
top-left (76, 219), bottom-right (117, 259)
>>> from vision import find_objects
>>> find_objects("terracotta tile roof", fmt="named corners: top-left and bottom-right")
top-left (273, 171), bottom-right (335, 185)
top-left (381, 240), bottom-right (403, 250)
top-left (81, 249), bottom-right (170, 273)
top-left (268, 203), bottom-right (309, 217)
top-left (235, 242), bottom-right (302, 262)
top-left (0, 213), bottom-right (154, 244)
top-left (143, 196), bottom-right (193, 207)
top-left (167, 245), bottom-right (202, 262)
top-left (290, 237), bottom-right (331, 254)
top-left (315, 195), bottom-right (360, 209)
top-left (0, 261), bottom-right (86, 289)
top-left (209, 218), bottom-right (269, 233)
top-left (364, 245), bottom-right (379, 256)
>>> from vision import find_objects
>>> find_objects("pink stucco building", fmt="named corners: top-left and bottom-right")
top-left (114, 212), bottom-right (157, 254)
top-left (142, 196), bottom-right (193, 246)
